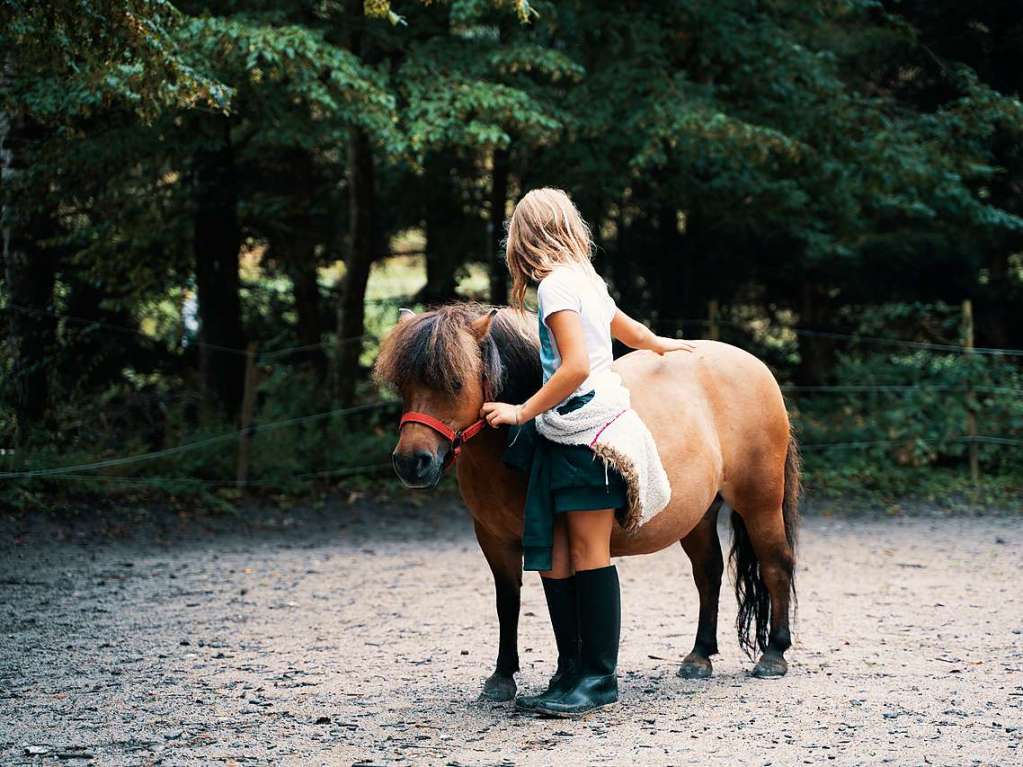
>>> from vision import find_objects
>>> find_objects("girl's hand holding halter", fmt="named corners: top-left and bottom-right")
top-left (480, 401), bottom-right (524, 428)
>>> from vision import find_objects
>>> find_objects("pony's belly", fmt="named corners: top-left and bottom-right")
top-left (609, 487), bottom-right (719, 556)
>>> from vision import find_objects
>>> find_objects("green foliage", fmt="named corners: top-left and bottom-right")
top-left (179, 15), bottom-right (400, 149)
top-left (793, 351), bottom-right (1023, 470)
top-left (4, 0), bottom-right (1023, 512)
top-left (1, 0), bottom-right (230, 119)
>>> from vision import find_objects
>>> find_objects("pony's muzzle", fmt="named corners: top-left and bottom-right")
top-left (392, 448), bottom-right (444, 488)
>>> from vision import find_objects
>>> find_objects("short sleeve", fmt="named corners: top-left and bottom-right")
top-left (537, 268), bottom-right (581, 324)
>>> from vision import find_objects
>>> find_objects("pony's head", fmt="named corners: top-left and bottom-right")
top-left (373, 303), bottom-right (540, 488)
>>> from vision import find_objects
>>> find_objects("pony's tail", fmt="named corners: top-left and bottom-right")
top-left (782, 434), bottom-right (802, 555)
top-left (730, 434), bottom-right (800, 657)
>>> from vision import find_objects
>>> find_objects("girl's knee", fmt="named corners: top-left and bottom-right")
top-left (569, 538), bottom-right (610, 572)
top-left (565, 508), bottom-right (613, 570)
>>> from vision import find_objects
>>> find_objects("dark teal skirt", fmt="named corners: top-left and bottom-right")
top-left (502, 391), bottom-right (628, 572)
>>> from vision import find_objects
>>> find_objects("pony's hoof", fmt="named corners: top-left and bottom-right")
top-left (677, 654), bottom-right (713, 679)
top-left (751, 653), bottom-right (788, 678)
top-left (479, 672), bottom-right (517, 702)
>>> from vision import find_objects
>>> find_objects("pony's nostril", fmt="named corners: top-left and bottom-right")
top-left (414, 450), bottom-right (433, 476)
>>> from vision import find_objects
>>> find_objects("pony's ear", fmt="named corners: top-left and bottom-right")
top-left (469, 308), bottom-right (499, 341)
top-left (397, 307), bottom-right (416, 323)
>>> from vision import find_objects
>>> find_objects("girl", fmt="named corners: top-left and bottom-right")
top-left (480, 188), bottom-right (693, 717)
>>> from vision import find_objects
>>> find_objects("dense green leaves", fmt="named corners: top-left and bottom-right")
top-left (2, 0), bottom-right (1023, 498)
top-left (1, 0), bottom-right (230, 118)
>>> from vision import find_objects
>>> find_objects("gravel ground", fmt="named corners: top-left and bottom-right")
top-left (0, 498), bottom-right (1020, 766)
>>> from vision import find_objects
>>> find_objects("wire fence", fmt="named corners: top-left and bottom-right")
top-left (0, 400), bottom-right (399, 480)
top-left (45, 462), bottom-right (396, 488)
top-left (2, 302), bottom-right (377, 361)
top-left (2, 300), bottom-right (1021, 490)
top-left (9, 301), bottom-right (1023, 361)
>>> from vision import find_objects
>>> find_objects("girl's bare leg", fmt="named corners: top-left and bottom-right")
top-left (565, 508), bottom-right (614, 572)
top-left (539, 514), bottom-right (572, 579)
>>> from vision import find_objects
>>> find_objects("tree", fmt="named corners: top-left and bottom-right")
top-left (0, 0), bottom-right (227, 441)
top-left (393, 0), bottom-right (582, 304)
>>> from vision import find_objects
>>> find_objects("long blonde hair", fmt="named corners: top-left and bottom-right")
top-left (504, 187), bottom-right (595, 310)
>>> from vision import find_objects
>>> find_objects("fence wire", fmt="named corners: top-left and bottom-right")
top-left (2, 302), bottom-right (378, 360)
top-left (0, 400), bottom-right (399, 481)
top-left (3, 301), bottom-right (1022, 488)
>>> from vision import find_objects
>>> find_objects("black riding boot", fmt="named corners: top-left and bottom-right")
top-left (534, 564), bottom-right (620, 717)
top-left (515, 575), bottom-right (581, 711)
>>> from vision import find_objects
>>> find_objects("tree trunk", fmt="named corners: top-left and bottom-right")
top-left (795, 280), bottom-right (836, 385)
top-left (267, 148), bottom-right (328, 378)
top-left (333, 0), bottom-right (378, 405)
top-left (488, 147), bottom-right (510, 305)
top-left (336, 125), bottom-right (376, 406)
top-left (2, 75), bottom-right (57, 445)
top-left (285, 238), bottom-right (327, 378)
top-left (194, 125), bottom-right (246, 418)
top-left (419, 151), bottom-right (462, 304)
top-left (3, 249), bottom-right (57, 444)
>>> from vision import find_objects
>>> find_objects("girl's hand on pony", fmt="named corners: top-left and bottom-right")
top-left (651, 336), bottom-right (697, 355)
top-left (480, 401), bottom-right (523, 427)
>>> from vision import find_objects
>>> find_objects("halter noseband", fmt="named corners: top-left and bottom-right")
top-left (398, 411), bottom-right (487, 464)
top-left (398, 376), bottom-right (491, 467)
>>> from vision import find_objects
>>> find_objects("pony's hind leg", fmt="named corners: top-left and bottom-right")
top-left (728, 436), bottom-right (800, 678)
top-left (731, 506), bottom-right (796, 678)
top-left (677, 497), bottom-right (724, 679)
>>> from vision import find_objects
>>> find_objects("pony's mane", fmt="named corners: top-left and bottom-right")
top-left (373, 303), bottom-right (541, 404)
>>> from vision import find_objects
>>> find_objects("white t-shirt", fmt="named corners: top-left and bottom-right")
top-left (536, 261), bottom-right (617, 399)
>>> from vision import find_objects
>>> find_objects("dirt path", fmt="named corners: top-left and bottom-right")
top-left (1, 500), bottom-right (1020, 766)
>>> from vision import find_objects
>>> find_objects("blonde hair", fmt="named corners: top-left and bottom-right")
top-left (504, 187), bottom-right (595, 310)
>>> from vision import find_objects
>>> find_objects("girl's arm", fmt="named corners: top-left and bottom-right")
top-left (611, 309), bottom-right (696, 354)
top-left (481, 310), bottom-right (589, 427)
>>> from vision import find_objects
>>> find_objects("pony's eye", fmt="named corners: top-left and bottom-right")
top-left (452, 380), bottom-right (463, 392)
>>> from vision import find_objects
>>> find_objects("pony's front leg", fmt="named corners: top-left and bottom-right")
top-left (473, 521), bottom-right (522, 702)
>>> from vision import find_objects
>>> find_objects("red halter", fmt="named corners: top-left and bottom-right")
top-left (398, 377), bottom-right (491, 467)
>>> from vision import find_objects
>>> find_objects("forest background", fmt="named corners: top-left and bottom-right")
top-left (2, 0), bottom-right (1022, 512)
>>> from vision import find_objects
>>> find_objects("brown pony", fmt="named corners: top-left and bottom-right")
top-left (374, 303), bottom-right (799, 702)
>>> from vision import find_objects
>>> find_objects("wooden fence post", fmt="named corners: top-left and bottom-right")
top-left (962, 299), bottom-right (979, 484)
top-left (236, 343), bottom-right (260, 488)
top-left (707, 299), bottom-right (720, 341)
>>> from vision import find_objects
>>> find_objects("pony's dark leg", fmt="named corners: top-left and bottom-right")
top-left (743, 512), bottom-right (795, 678)
top-left (677, 498), bottom-right (724, 679)
top-left (474, 521), bottom-right (522, 702)
top-left (730, 436), bottom-right (799, 678)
